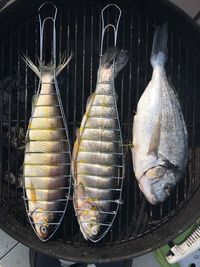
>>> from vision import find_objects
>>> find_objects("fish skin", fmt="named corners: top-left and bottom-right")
top-left (72, 47), bottom-right (128, 242)
top-left (23, 53), bottom-right (73, 241)
top-left (132, 23), bottom-right (188, 205)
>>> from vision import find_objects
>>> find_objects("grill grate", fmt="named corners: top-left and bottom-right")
top-left (0, 0), bottom-right (200, 262)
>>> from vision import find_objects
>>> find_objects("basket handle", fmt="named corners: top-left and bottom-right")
top-left (38, 1), bottom-right (57, 65)
top-left (100, 4), bottom-right (122, 57)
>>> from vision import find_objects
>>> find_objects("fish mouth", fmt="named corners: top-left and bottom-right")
top-left (150, 181), bottom-right (174, 205)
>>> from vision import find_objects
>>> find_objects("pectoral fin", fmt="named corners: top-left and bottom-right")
top-left (29, 181), bottom-right (37, 203)
top-left (147, 118), bottom-right (161, 156)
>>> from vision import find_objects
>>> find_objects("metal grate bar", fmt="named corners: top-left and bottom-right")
top-left (183, 42), bottom-right (189, 199)
top-left (144, 16), bottom-right (149, 86)
top-left (136, 12), bottom-right (141, 103)
top-left (89, 6), bottom-right (94, 94)
top-left (15, 24), bottom-right (21, 217)
top-left (0, 43), bottom-right (3, 207)
top-left (6, 31), bottom-right (13, 211)
top-left (65, 8), bottom-right (70, 122)
top-left (192, 61), bottom-right (196, 186)
top-left (81, 5), bottom-right (86, 117)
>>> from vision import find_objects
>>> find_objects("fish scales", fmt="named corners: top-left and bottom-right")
top-left (28, 129), bottom-right (66, 141)
top-left (25, 176), bottom-right (67, 190)
top-left (72, 47), bottom-right (128, 241)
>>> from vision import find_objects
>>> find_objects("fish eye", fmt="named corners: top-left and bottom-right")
top-left (40, 225), bottom-right (47, 234)
top-left (92, 228), bottom-right (97, 236)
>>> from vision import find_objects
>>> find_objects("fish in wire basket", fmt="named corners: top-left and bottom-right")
top-left (72, 46), bottom-right (129, 242)
top-left (72, 3), bottom-right (129, 242)
top-left (22, 2), bottom-right (73, 241)
top-left (132, 23), bottom-right (188, 205)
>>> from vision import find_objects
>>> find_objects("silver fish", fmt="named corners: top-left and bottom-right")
top-left (72, 47), bottom-right (128, 242)
top-left (132, 23), bottom-right (188, 205)
top-left (23, 52), bottom-right (73, 241)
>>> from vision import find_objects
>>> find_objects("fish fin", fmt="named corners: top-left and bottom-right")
top-left (71, 139), bottom-right (79, 177)
top-left (150, 23), bottom-right (168, 68)
top-left (56, 51), bottom-right (74, 77)
top-left (31, 95), bottom-right (39, 110)
top-left (76, 128), bottom-right (80, 140)
top-left (86, 93), bottom-right (94, 107)
top-left (100, 47), bottom-right (118, 66)
top-left (29, 181), bottom-right (37, 203)
top-left (21, 54), bottom-right (41, 78)
top-left (147, 116), bottom-right (161, 156)
top-left (114, 50), bottom-right (129, 77)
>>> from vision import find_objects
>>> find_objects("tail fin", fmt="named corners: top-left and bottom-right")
top-left (21, 54), bottom-right (41, 78)
top-left (22, 51), bottom-right (74, 78)
top-left (114, 49), bottom-right (129, 77)
top-left (100, 47), bottom-right (118, 66)
top-left (150, 23), bottom-right (168, 68)
top-left (56, 51), bottom-right (74, 77)
top-left (100, 47), bottom-right (129, 76)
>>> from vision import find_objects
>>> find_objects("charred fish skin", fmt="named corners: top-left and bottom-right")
top-left (23, 53), bottom-right (73, 241)
top-left (132, 23), bottom-right (188, 205)
top-left (72, 47), bottom-right (128, 242)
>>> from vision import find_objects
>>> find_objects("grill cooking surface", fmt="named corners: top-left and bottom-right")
top-left (0, 0), bottom-right (200, 263)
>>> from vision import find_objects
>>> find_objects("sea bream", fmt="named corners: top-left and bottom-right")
top-left (132, 23), bottom-right (188, 205)
top-left (23, 52), bottom-right (73, 241)
top-left (72, 47), bottom-right (128, 242)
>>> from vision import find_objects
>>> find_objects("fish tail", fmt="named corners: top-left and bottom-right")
top-left (150, 23), bottom-right (168, 68)
top-left (100, 47), bottom-right (129, 76)
top-left (21, 54), bottom-right (41, 78)
top-left (114, 49), bottom-right (129, 77)
top-left (100, 47), bottom-right (118, 66)
top-left (22, 51), bottom-right (74, 78)
top-left (56, 51), bottom-right (74, 77)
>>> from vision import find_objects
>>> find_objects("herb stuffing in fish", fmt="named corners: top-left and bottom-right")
top-left (132, 23), bottom-right (188, 205)
top-left (72, 47), bottom-right (128, 242)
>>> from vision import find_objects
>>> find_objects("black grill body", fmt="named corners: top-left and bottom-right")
top-left (0, 0), bottom-right (200, 263)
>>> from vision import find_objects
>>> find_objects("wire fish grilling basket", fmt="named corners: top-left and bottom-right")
top-left (0, 0), bottom-right (200, 263)
top-left (72, 3), bottom-right (126, 243)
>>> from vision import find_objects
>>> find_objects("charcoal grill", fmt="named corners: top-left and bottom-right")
top-left (0, 0), bottom-right (200, 263)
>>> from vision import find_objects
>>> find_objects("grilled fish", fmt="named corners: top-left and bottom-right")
top-left (23, 53), bottom-right (73, 241)
top-left (132, 23), bottom-right (188, 205)
top-left (72, 47), bottom-right (128, 242)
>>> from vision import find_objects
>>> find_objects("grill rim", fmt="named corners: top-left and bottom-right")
top-left (0, 183), bottom-right (200, 263)
top-left (0, 0), bottom-right (200, 263)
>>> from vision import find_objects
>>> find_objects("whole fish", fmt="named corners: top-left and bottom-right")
top-left (132, 23), bottom-right (188, 205)
top-left (23, 53), bottom-right (73, 241)
top-left (72, 47), bottom-right (128, 242)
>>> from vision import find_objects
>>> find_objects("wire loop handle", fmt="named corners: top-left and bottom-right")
top-left (100, 4), bottom-right (122, 57)
top-left (38, 1), bottom-right (57, 65)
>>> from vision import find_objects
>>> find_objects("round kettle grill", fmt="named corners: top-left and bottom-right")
top-left (0, 0), bottom-right (200, 263)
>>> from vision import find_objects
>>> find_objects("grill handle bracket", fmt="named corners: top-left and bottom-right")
top-left (38, 1), bottom-right (57, 67)
top-left (100, 4), bottom-right (122, 57)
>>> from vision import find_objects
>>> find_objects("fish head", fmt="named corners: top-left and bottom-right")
top-left (139, 165), bottom-right (177, 205)
top-left (78, 200), bottom-right (100, 240)
top-left (31, 208), bottom-right (54, 240)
